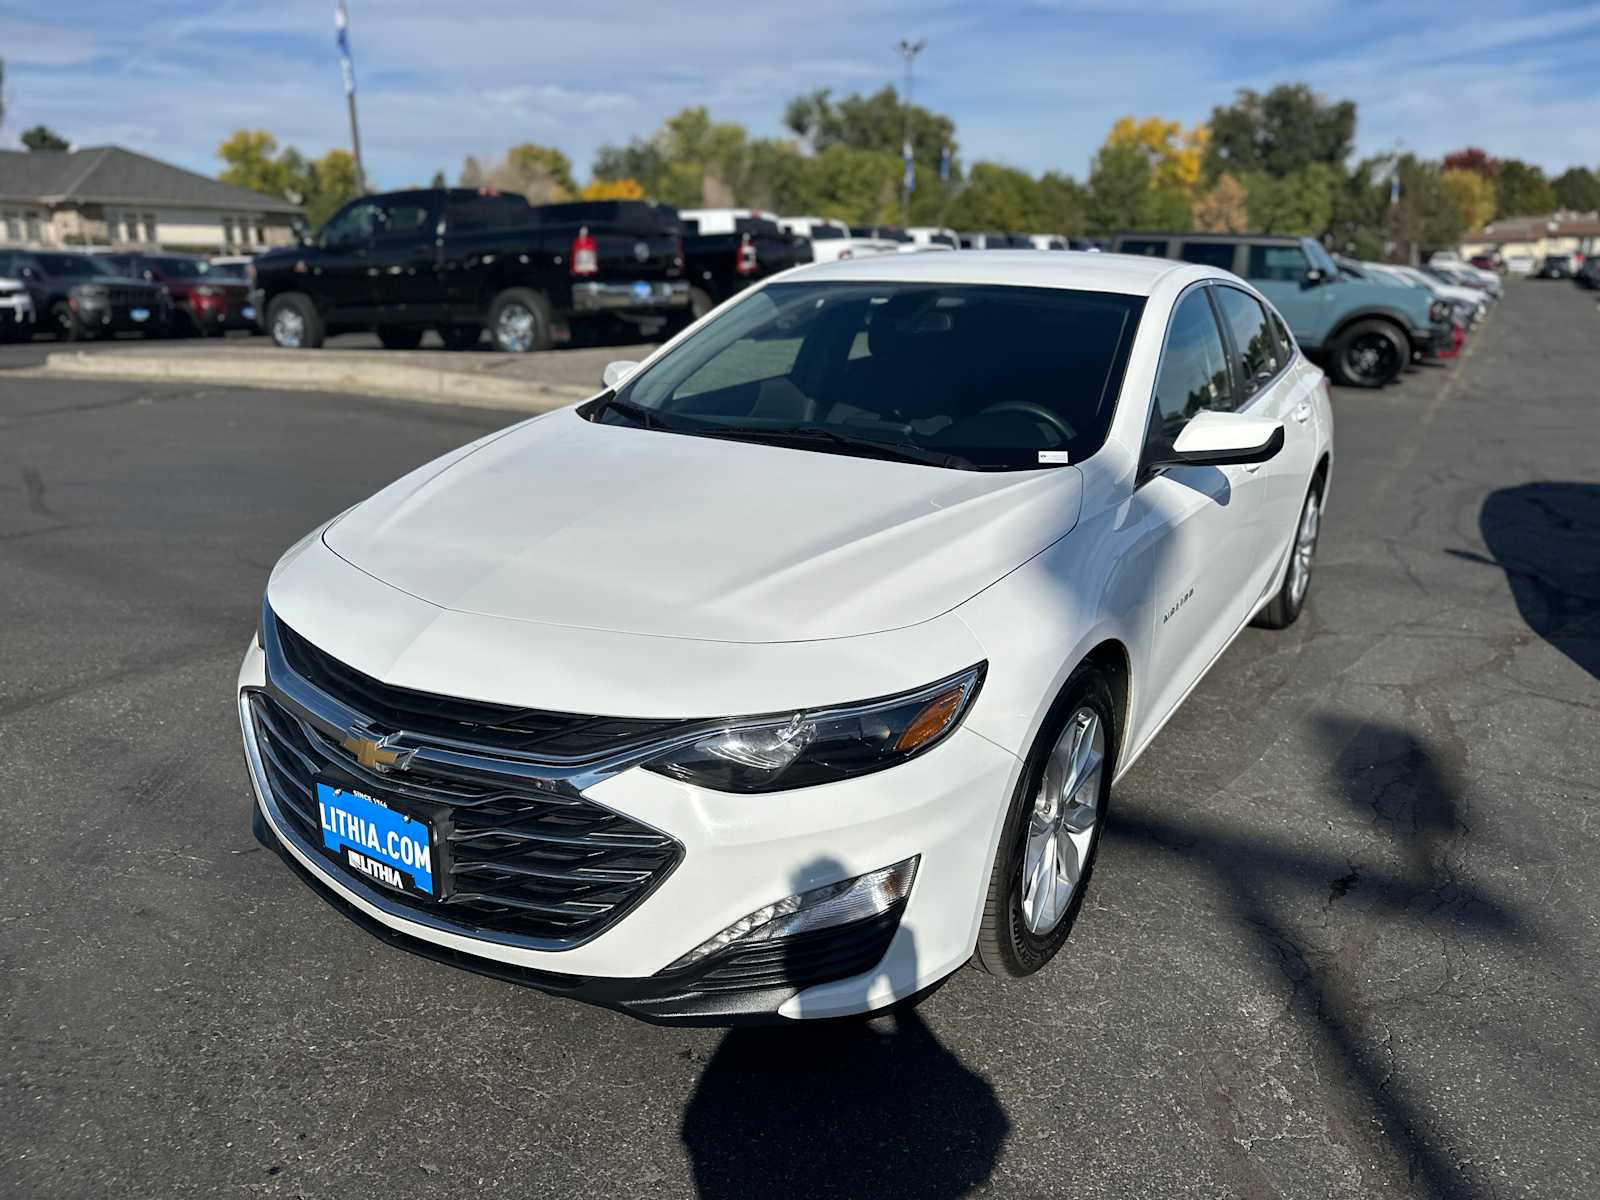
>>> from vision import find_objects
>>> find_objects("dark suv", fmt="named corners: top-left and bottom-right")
top-left (0, 249), bottom-right (169, 341)
top-left (1110, 233), bottom-right (1451, 387)
top-left (96, 252), bottom-right (256, 335)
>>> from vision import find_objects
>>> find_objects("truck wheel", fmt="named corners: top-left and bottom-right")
top-left (52, 301), bottom-right (87, 342)
top-left (266, 294), bottom-right (324, 349)
top-left (1328, 319), bottom-right (1406, 388)
top-left (376, 325), bottom-right (425, 351)
top-left (437, 323), bottom-right (482, 351)
top-left (488, 289), bottom-right (553, 353)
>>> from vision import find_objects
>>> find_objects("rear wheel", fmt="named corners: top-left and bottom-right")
top-left (437, 323), bottom-right (482, 351)
top-left (1254, 476), bottom-right (1324, 629)
top-left (376, 325), bottom-right (425, 351)
top-left (972, 663), bottom-right (1116, 978)
top-left (1328, 319), bottom-right (1406, 388)
top-left (487, 288), bottom-right (553, 353)
top-left (266, 293), bottom-right (324, 349)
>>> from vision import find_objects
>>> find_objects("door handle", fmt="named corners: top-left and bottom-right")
top-left (1292, 400), bottom-right (1312, 423)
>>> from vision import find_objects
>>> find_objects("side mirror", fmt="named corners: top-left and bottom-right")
top-left (20, 267), bottom-right (38, 281)
top-left (291, 218), bottom-right (311, 247)
top-left (1302, 267), bottom-right (1325, 287)
top-left (602, 360), bottom-right (641, 389)
top-left (1147, 412), bottom-right (1285, 471)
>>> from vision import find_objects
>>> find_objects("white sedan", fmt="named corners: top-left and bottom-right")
top-left (238, 252), bottom-right (1333, 1024)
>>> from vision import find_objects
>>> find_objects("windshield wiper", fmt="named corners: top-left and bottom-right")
top-left (697, 423), bottom-right (975, 469)
top-left (590, 390), bottom-right (670, 430)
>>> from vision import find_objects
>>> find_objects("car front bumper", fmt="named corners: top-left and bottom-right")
top-left (236, 632), bottom-right (1019, 1024)
top-left (571, 279), bottom-right (690, 315)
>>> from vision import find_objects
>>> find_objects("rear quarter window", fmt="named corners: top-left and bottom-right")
top-left (1179, 242), bottom-right (1236, 270)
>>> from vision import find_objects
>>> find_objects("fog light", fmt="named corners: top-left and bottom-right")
top-left (663, 856), bottom-right (918, 972)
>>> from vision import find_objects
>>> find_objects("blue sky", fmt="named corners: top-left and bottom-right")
top-left (4, 0), bottom-right (1598, 190)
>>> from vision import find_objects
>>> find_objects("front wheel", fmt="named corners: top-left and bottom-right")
top-left (1254, 477), bottom-right (1324, 629)
top-left (971, 664), bottom-right (1117, 978)
top-left (266, 293), bottom-right (324, 349)
top-left (1328, 319), bottom-right (1406, 388)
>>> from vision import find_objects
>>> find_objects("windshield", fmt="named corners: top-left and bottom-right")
top-left (153, 257), bottom-right (224, 280)
top-left (596, 281), bottom-right (1145, 471)
top-left (35, 253), bottom-right (112, 278)
top-left (207, 261), bottom-right (249, 280)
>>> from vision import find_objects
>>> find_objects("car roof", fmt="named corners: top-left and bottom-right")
top-left (778, 249), bottom-right (1195, 296)
top-left (1115, 231), bottom-right (1306, 245)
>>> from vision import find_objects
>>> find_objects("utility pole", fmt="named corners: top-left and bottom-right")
top-left (896, 38), bottom-right (925, 228)
top-left (336, 1), bottom-right (368, 194)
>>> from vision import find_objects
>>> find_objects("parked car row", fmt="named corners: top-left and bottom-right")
top-left (1109, 232), bottom-right (1486, 388)
top-left (0, 247), bottom-right (259, 342)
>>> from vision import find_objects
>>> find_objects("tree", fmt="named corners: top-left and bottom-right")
top-left (1105, 116), bottom-right (1208, 193)
top-left (1441, 168), bottom-right (1496, 232)
top-left (302, 149), bottom-right (361, 227)
top-left (1243, 164), bottom-right (1337, 235)
top-left (1206, 84), bottom-right (1355, 179)
top-left (1387, 156), bottom-right (1465, 257)
top-left (947, 162), bottom-right (1040, 231)
top-left (1192, 172), bottom-right (1249, 232)
top-left (429, 169), bottom-right (447, 188)
top-left (490, 143), bottom-right (576, 202)
top-left (1494, 159), bottom-right (1555, 217)
top-left (216, 132), bottom-right (358, 226)
top-left (21, 124), bottom-right (70, 152)
top-left (1032, 172), bottom-right (1088, 235)
top-left (1441, 147), bottom-right (1497, 180)
top-left (579, 177), bottom-right (645, 201)
top-left (1551, 166), bottom-right (1600, 213)
top-left (218, 130), bottom-right (296, 197)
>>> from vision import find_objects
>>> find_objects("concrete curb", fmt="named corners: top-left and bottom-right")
top-left (34, 350), bottom-right (589, 413)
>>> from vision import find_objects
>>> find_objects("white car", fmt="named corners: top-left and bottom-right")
top-left (1027, 234), bottom-right (1069, 251)
top-left (239, 252), bottom-right (1333, 1024)
top-left (0, 275), bottom-right (36, 342)
top-left (779, 216), bottom-right (896, 263)
top-left (1504, 255), bottom-right (1535, 277)
top-left (1366, 263), bottom-right (1488, 325)
top-left (907, 225), bottom-right (959, 249)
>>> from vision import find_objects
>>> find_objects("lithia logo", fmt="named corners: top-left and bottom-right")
top-left (1163, 586), bottom-right (1195, 624)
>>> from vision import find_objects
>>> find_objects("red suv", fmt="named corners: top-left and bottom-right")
top-left (96, 252), bottom-right (256, 336)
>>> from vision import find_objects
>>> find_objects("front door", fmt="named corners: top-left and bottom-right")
top-left (1132, 284), bottom-right (1266, 730)
top-left (312, 198), bottom-right (383, 321)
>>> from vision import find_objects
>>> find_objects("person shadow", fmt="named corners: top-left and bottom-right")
top-left (680, 857), bottom-right (1010, 1200)
top-left (1450, 481), bottom-right (1600, 682)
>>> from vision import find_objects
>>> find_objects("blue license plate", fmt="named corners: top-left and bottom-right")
top-left (316, 780), bottom-right (436, 897)
top-left (631, 281), bottom-right (653, 300)
top-left (130, 307), bottom-right (150, 322)
top-left (242, 305), bottom-right (257, 320)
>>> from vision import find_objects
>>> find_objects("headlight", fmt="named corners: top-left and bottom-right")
top-left (646, 663), bottom-right (985, 793)
top-left (1428, 299), bottom-right (1450, 323)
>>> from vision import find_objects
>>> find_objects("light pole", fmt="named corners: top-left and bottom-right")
top-left (896, 38), bottom-right (925, 228)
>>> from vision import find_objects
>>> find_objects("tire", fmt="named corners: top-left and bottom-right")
top-left (487, 288), bottom-right (553, 353)
top-left (972, 663), bottom-right (1117, 978)
top-left (266, 293), bottom-right (323, 349)
top-left (437, 323), bottom-right (483, 351)
top-left (376, 325), bottom-right (425, 351)
top-left (1254, 475), bottom-right (1325, 629)
top-left (51, 301), bottom-right (86, 343)
top-left (1327, 319), bottom-right (1407, 388)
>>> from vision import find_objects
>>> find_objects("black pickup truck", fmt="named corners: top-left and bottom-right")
top-left (673, 208), bottom-right (814, 326)
top-left (250, 188), bottom-right (688, 351)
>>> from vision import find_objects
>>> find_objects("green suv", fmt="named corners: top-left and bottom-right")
top-left (1110, 233), bottom-right (1452, 388)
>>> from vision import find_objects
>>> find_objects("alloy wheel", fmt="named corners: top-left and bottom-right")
top-left (496, 303), bottom-right (535, 352)
top-left (1020, 707), bottom-right (1106, 935)
top-left (1344, 332), bottom-right (1398, 385)
top-left (273, 309), bottom-right (305, 348)
top-left (1289, 490), bottom-right (1321, 608)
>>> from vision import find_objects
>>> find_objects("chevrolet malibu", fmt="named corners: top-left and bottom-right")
top-left (239, 252), bottom-right (1333, 1024)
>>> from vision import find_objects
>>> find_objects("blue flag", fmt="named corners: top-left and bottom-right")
top-left (336, 2), bottom-right (356, 97)
top-left (903, 140), bottom-right (915, 193)
top-left (1389, 174), bottom-right (1400, 206)
top-left (938, 145), bottom-right (950, 184)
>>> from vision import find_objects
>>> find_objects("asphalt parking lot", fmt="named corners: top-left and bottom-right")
top-left (2, 282), bottom-right (1596, 1199)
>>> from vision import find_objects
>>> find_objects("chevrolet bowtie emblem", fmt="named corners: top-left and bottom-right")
top-left (340, 726), bottom-right (414, 773)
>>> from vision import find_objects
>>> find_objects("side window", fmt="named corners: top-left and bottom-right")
top-left (1119, 239), bottom-right (1171, 258)
top-left (375, 198), bottom-right (434, 241)
top-left (1270, 310), bottom-right (1297, 362)
top-left (1245, 244), bottom-right (1310, 282)
top-left (1150, 288), bottom-right (1234, 445)
top-left (1214, 286), bottom-right (1281, 395)
top-left (319, 200), bottom-right (381, 249)
top-left (1179, 242), bottom-right (1235, 270)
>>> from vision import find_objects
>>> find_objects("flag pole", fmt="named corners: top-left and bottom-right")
top-left (336, 1), bottom-right (368, 194)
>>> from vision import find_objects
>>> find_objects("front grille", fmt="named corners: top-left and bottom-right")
top-left (110, 287), bottom-right (152, 308)
top-left (274, 617), bottom-right (692, 761)
top-left (248, 685), bottom-right (683, 946)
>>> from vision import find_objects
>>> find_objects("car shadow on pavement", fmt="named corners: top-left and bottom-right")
top-left (1451, 482), bottom-right (1600, 683)
top-left (1108, 717), bottom-right (1526, 1200)
top-left (680, 857), bottom-right (1009, 1200)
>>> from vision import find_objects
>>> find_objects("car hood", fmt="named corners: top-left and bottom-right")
top-left (322, 408), bottom-right (1082, 643)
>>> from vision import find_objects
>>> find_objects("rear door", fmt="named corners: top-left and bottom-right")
top-left (1212, 284), bottom-right (1316, 605)
top-left (366, 193), bottom-right (444, 321)
top-left (1131, 284), bottom-right (1266, 729)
